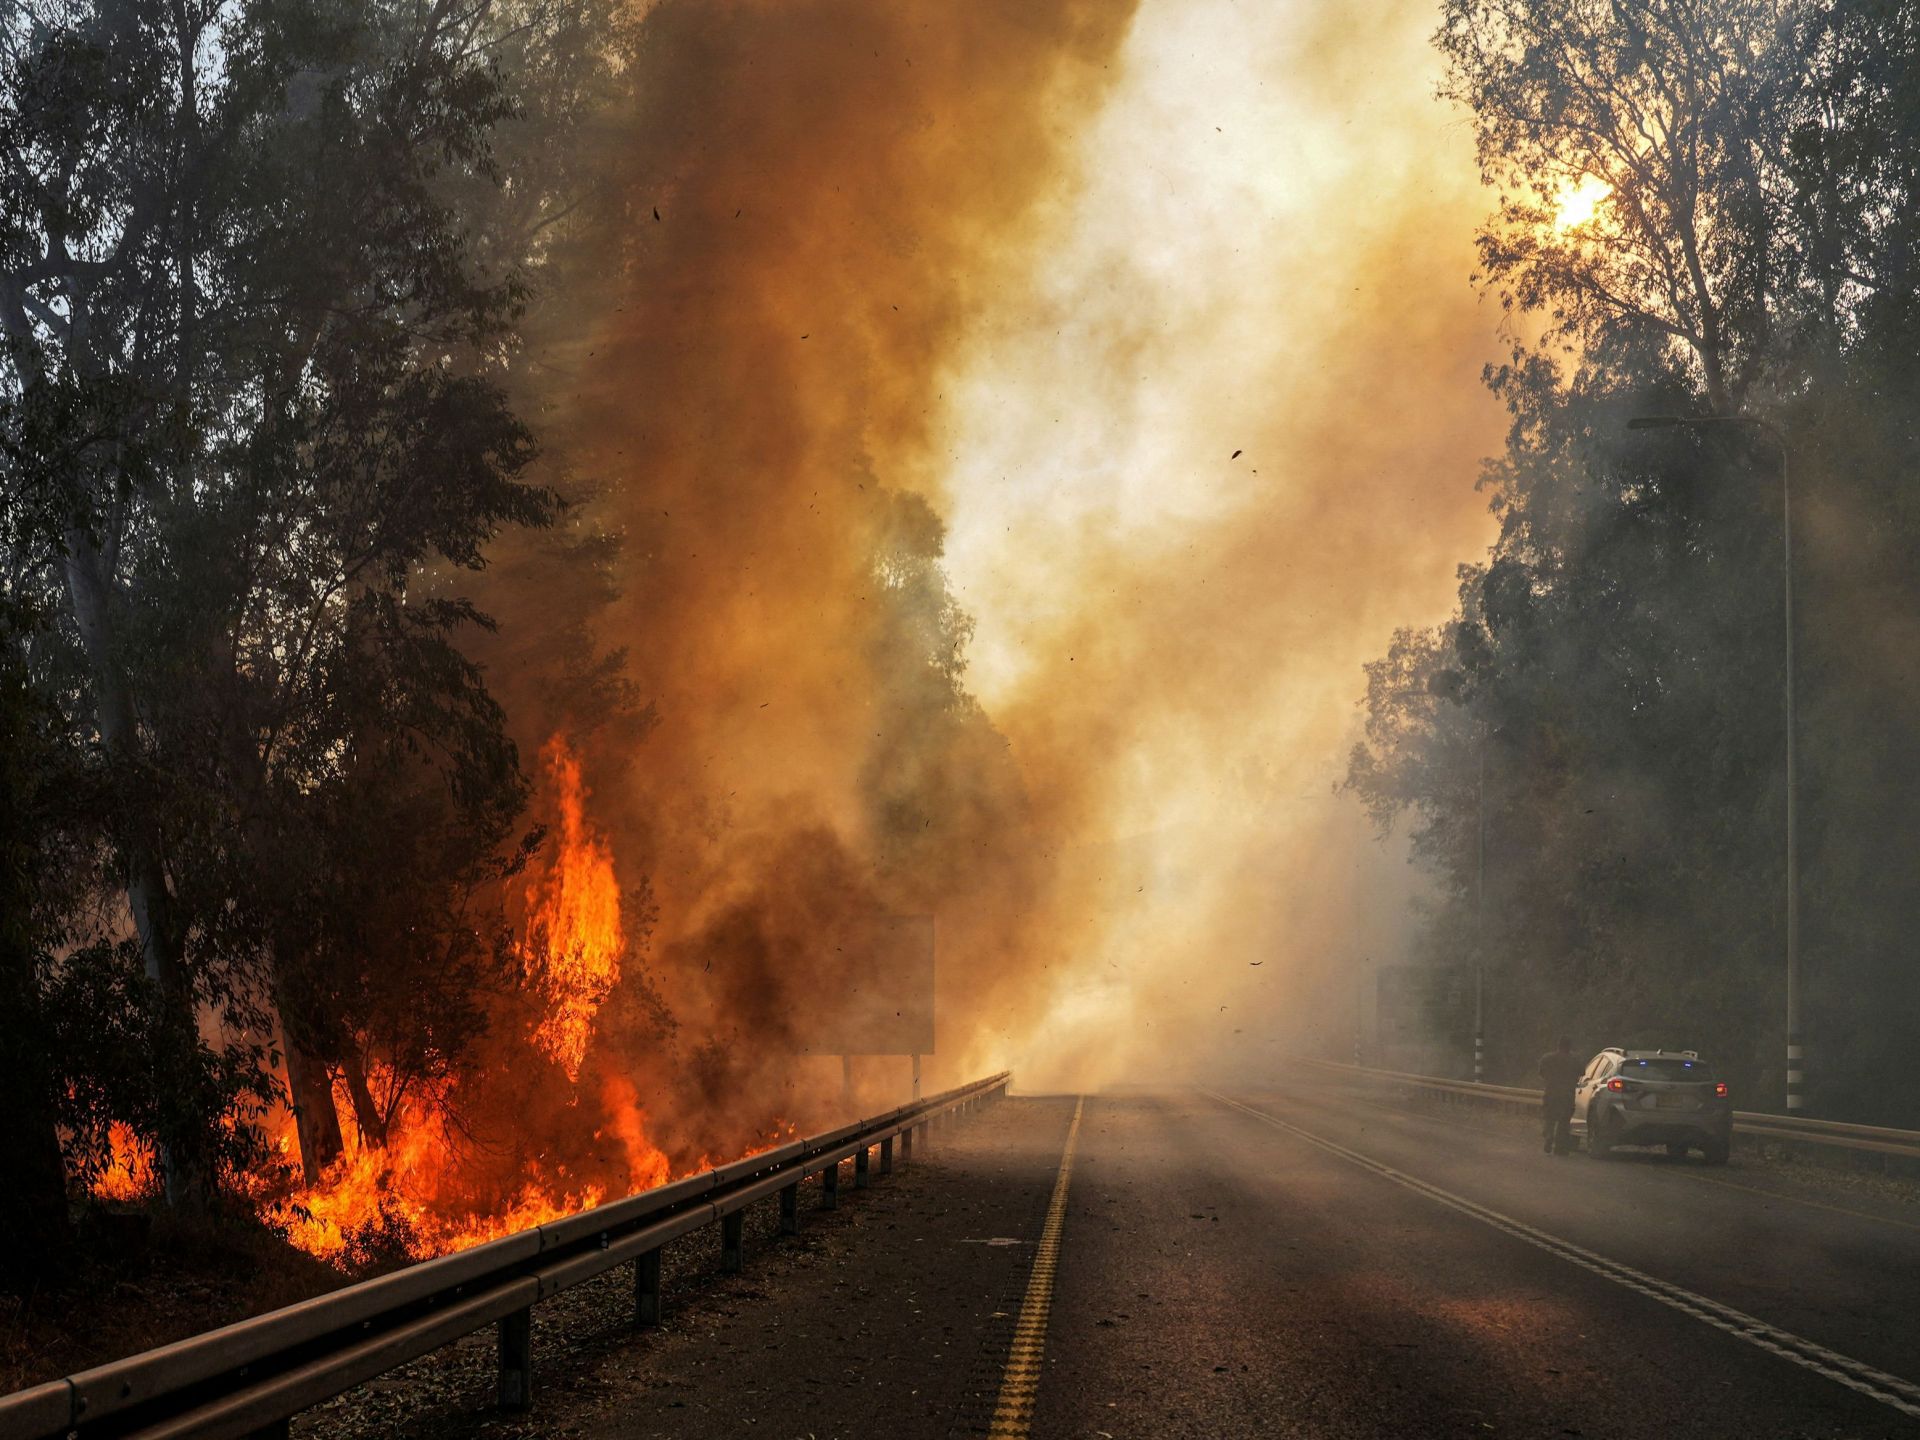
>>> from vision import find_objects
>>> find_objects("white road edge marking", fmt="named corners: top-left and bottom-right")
top-left (1200, 1087), bottom-right (1920, 1422)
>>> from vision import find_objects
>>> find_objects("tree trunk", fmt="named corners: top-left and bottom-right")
top-left (285, 1040), bottom-right (345, 1182)
top-left (63, 542), bottom-right (180, 994)
top-left (61, 535), bottom-right (208, 1208)
top-left (238, 746), bottom-right (350, 1180)
top-left (342, 1050), bottom-right (389, 1148)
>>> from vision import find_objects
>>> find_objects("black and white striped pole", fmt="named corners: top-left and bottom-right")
top-left (1781, 424), bottom-right (1803, 1112)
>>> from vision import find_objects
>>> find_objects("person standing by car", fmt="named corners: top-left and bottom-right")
top-left (1538, 1037), bottom-right (1583, 1155)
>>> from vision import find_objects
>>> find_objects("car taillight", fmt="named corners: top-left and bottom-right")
top-left (1715, 1082), bottom-right (1728, 1097)
top-left (1607, 1078), bottom-right (1626, 1091)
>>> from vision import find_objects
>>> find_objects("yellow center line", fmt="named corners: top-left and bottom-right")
top-left (987, 1094), bottom-right (1085, 1439)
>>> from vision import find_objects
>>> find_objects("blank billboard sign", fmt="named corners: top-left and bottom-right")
top-left (793, 912), bottom-right (935, 1057)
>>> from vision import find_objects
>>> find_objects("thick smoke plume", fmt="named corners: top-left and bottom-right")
top-left (486, 0), bottom-right (1138, 1135)
top-left (933, 0), bottom-right (1511, 1085)
top-left (489, 0), bottom-right (1515, 1130)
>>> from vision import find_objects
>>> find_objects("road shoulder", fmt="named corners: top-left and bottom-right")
top-left (295, 1096), bottom-right (1078, 1440)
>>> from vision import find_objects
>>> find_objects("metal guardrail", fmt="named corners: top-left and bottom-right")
top-left (0, 1072), bottom-right (1011, 1440)
top-left (1303, 1058), bottom-right (1920, 1161)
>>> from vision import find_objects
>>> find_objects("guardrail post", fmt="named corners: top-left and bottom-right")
top-left (855, 1145), bottom-right (871, 1189)
top-left (497, 1306), bottom-right (533, 1411)
top-left (780, 1180), bottom-right (800, 1234)
top-left (721, 1210), bottom-right (745, 1272)
top-left (821, 1159), bottom-right (840, 1210)
top-left (635, 1247), bottom-right (663, 1327)
top-left (900, 1125), bottom-right (914, 1164)
top-left (880, 1136), bottom-right (893, 1175)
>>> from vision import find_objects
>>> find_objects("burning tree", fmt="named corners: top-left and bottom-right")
top-left (0, 0), bottom-right (584, 1231)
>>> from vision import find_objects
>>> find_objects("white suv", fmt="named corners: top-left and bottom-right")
top-left (1574, 1048), bottom-right (1733, 1164)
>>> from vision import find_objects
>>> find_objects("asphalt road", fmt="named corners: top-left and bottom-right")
top-left (1035, 1080), bottom-right (1920, 1438)
top-left (355, 1074), bottom-right (1920, 1439)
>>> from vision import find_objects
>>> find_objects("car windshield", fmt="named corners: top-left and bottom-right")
top-left (1622, 1057), bottom-right (1715, 1082)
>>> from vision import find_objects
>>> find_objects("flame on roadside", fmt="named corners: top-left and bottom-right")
top-left (522, 736), bottom-right (624, 1081)
top-left (254, 1065), bottom-right (626, 1263)
top-left (82, 735), bottom-right (791, 1268)
top-left (257, 1069), bottom-right (790, 1265)
top-left (248, 739), bottom-right (659, 1264)
top-left (600, 1075), bottom-right (673, 1192)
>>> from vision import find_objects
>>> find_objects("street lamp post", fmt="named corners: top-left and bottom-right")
top-left (1628, 413), bottom-right (1801, 1111)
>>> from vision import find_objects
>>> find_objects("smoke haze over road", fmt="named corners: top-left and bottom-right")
top-left (509, 0), bottom-right (1510, 1107)
top-left (932, 0), bottom-right (1508, 1085)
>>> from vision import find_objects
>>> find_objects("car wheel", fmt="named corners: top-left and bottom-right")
top-left (1588, 1113), bottom-right (1615, 1159)
top-left (1703, 1134), bottom-right (1731, 1166)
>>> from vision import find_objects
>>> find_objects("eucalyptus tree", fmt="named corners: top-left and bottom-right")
top-left (1436, 0), bottom-right (1796, 411)
top-left (0, 0), bottom-right (562, 1199)
top-left (1354, 0), bottom-right (1920, 1112)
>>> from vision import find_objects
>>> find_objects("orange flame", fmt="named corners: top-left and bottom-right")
top-left (600, 1075), bottom-right (673, 1192)
top-left (254, 740), bottom-right (663, 1266)
top-left (82, 735), bottom-right (784, 1271)
top-left (88, 1080), bottom-right (784, 1271)
top-left (89, 1121), bottom-right (159, 1202)
top-left (257, 1065), bottom-right (641, 1264)
top-left (522, 736), bottom-right (624, 1081)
